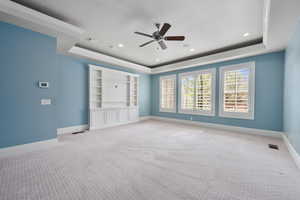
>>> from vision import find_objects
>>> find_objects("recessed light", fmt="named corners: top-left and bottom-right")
top-left (243, 32), bottom-right (250, 37)
top-left (118, 43), bottom-right (124, 48)
top-left (190, 48), bottom-right (195, 52)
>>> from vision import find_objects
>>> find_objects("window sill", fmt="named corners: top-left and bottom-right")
top-left (159, 109), bottom-right (177, 113)
top-left (178, 110), bottom-right (215, 117)
top-left (218, 112), bottom-right (254, 120)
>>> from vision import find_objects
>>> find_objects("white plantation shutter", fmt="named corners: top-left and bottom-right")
top-left (179, 69), bottom-right (216, 116)
top-left (160, 75), bottom-right (176, 112)
top-left (195, 73), bottom-right (212, 111)
top-left (219, 62), bottom-right (255, 119)
top-left (181, 76), bottom-right (195, 110)
top-left (224, 69), bottom-right (249, 112)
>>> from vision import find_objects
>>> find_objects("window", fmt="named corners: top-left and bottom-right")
top-left (219, 62), bottom-right (255, 119)
top-left (179, 69), bottom-right (216, 116)
top-left (160, 75), bottom-right (177, 112)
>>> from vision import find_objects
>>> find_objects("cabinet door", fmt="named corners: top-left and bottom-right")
top-left (90, 110), bottom-right (105, 130)
top-left (119, 109), bottom-right (129, 123)
top-left (104, 110), bottom-right (118, 125)
top-left (128, 108), bottom-right (139, 121)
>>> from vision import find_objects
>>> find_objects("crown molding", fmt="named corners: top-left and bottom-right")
top-left (151, 44), bottom-right (268, 74)
top-left (0, 0), bottom-right (85, 38)
top-left (69, 46), bottom-right (151, 73)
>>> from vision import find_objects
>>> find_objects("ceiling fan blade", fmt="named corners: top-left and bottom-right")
top-left (158, 40), bottom-right (167, 50)
top-left (134, 32), bottom-right (153, 38)
top-left (140, 40), bottom-right (155, 47)
top-left (159, 23), bottom-right (171, 36)
top-left (164, 36), bottom-right (185, 41)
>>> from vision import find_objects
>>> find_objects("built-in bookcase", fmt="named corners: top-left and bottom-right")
top-left (126, 75), bottom-right (131, 107)
top-left (89, 65), bottom-right (139, 130)
top-left (89, 69), bottom-right (102, 109)
top-left (132, 76), bottom-right (138, 106)
top-left (126, 75), bottom-right (138, 107)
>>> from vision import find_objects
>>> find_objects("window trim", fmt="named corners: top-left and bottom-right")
top-left (219, 62), bottom-right (255, 120)
top-left (178, 68), bottom-right (216, 116)
top-left (159, 74), bottom-right (177, 113)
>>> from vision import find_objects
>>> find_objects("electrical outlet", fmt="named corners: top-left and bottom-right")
top-left (38, 81), bottom-right (49, 88)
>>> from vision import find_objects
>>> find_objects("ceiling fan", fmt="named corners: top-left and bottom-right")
top-left (134, 23), bottom-right (185, 50)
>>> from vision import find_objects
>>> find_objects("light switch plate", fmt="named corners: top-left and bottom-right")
top-left (41, 99), bottom-right (51, 105)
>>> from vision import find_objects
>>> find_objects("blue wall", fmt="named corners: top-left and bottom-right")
top-left (0, 22), bottom-right (58, 148)
top-left (284, 19), bottom-right (300, 153)
top-left (57, 55), bottom-right (89, 128)
top-left (0, 21), bottom-right (151, 148)
top-left (151, 52), bottom-right (285, 131)
top-left (138, 74), bottom-right (151, 116)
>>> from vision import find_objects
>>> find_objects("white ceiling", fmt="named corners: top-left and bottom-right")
top-left (11, 0), bottom-right (264, 67)
top-left (1, 0), bottom-right (300, 73)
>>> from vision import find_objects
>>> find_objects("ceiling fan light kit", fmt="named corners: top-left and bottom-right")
top-left (134, 23), bottom-right (185, 50)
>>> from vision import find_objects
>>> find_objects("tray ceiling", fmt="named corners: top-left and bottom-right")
top-left (12, 0), bottom-right (264, 67)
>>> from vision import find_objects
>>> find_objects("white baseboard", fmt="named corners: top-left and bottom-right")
top-left (89, 119), bottom-right (141, 131)
top-left (282, 134), bottom-right (300, 170)
top-left (0, 138), bottom-right (59, 159)
top-left (145, 116), bottom-right (282, 138)
top-left (89, 117), bottom-right (152, 131)
top-left (57, 124), bottom-right (88, 135)
top-left (59, 117), bottom-right (149, 133)
top-left (139, 116), bottom-right (152, 121)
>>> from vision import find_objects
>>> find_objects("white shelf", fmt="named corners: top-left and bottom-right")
top-left (89, 65), bottom-right (140, 130)
top-left (90, 68), bottom-right (102, 109)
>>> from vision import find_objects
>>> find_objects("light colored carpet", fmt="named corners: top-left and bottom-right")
top-left (0, 119), bottom-right (299, 200)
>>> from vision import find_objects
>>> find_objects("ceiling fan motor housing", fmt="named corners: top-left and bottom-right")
top-left (153, 31), bottom-right (163, 41)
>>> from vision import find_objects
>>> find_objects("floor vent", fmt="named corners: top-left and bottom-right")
top-left (268, 144), bottom-right (279, 150)
top-left (72, 131), bottom-right (85, 135)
